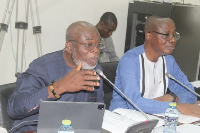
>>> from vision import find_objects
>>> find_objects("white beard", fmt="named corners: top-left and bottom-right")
top-left (73, 58), bottom-right (97, 70)
top-left (71, 47), bottom-right (97, 70)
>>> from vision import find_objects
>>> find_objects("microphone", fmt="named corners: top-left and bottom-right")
top-left (96, 69), bottom-right (150, 120)
top-left (166, 73), bottom-right (200, 98)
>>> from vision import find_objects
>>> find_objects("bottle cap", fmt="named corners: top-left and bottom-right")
top-left (169, 102), bottom-right (176, 107)
top-left (62, 120), bottom-right (71, 125)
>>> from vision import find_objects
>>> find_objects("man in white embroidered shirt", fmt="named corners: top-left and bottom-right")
top-left (109, 16), bottom-right (200, 118)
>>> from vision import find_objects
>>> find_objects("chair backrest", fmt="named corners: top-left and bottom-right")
top-left (0, 82), bottom-right (16, 131)
top-left (99, 61), bottom-right (118, 109)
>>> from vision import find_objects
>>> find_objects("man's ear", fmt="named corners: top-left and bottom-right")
top-left (145, 32), bottom-right (152, 40)
top-left (65, 41), bottom-right (73, 54)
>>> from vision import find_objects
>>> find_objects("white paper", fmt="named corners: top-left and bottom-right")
top-left (102, 110), bottom-right (138, 133)
top-left (113, 108), bottom-right (165, 127)
top-left (0, 127), bottom-right (7, 133)
top-left (177, 124), bottom-right (200, 133)
top-left (190, 80), bottom-right (200, 88)
top-left (102, 108), bottom-right (165, 133)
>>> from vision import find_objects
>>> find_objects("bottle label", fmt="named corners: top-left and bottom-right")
top-left (165, 116), bottom-right (178, 123)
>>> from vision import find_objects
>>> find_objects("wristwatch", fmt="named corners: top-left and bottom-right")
top-left (169, 92), bottom-right (177, 102)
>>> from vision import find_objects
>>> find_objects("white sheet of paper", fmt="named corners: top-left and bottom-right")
top-left (177, 124), bottom-right (200, 133)
top-left (113, 108), bottom-right (164, 127)
top-left (0, 127), bottom-right (7, 133)
top-left (102, 110), bottom-right (138, 133)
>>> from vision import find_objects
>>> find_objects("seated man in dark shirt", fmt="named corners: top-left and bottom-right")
top-left (96, 12), bottom-right (119, 62)
top-left (7, 21), bottom-right (104, 133)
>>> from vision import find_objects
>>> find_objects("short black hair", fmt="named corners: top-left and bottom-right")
top-left (100, 12), bottom-right (117, 26)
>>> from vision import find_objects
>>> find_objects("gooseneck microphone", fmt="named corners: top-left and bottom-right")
top-left (166, 73), bottom-right (200, 98)
top-left (96, 69), bottom-right (150, 120)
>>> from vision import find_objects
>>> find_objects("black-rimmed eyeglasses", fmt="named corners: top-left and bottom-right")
top-left (69, 40), bottom-right (104, 51)
top-left (149, 31), bottom-right (181, 40)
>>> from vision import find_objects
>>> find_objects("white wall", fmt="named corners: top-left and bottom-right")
top-left (0, 0), bottom-right (130, 85)
top-left (0, 0), bottom-right (199, 85)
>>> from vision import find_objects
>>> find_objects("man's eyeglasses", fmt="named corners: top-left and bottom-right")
top-left (149, 31), bottom-right (181, 40)
top-left (69, 40), bottom-right (104, 50)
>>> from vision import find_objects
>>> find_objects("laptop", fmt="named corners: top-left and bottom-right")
top-left (37, 101), bottom-right (105, 133)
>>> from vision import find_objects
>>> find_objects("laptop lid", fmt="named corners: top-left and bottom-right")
top-left (37, 101), bottom-right (105, 133)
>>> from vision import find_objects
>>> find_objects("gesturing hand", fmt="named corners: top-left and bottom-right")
top-left (53, 62), bottom-right (100, 95)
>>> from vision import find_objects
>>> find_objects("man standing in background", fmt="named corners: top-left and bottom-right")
top-left (96, 12), bottom-right (119, 62)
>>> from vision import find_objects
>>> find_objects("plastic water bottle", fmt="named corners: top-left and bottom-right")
top-left (163, 102), bottom-right (179, 133)
top-left (58, 119), bottom-right (74, 133)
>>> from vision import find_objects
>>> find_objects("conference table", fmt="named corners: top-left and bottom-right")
top-left (24, 80), bottom-right (200, 133)
top-left (154, 124), bottom-right (200, 133)
top-left (25, 129), bottom-right (110, 133)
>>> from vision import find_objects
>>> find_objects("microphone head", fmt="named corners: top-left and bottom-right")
top-left (96, 69), bottom-right (103, 75)
top-left (96, 69), bottom-right (106, 78)
top-left (165, 73), bottom-right (175, 79)
top-left (165, 73), bottom-right (170, 77)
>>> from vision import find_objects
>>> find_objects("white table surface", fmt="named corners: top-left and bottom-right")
top-left (153, 124), bottom-right (200, 133)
